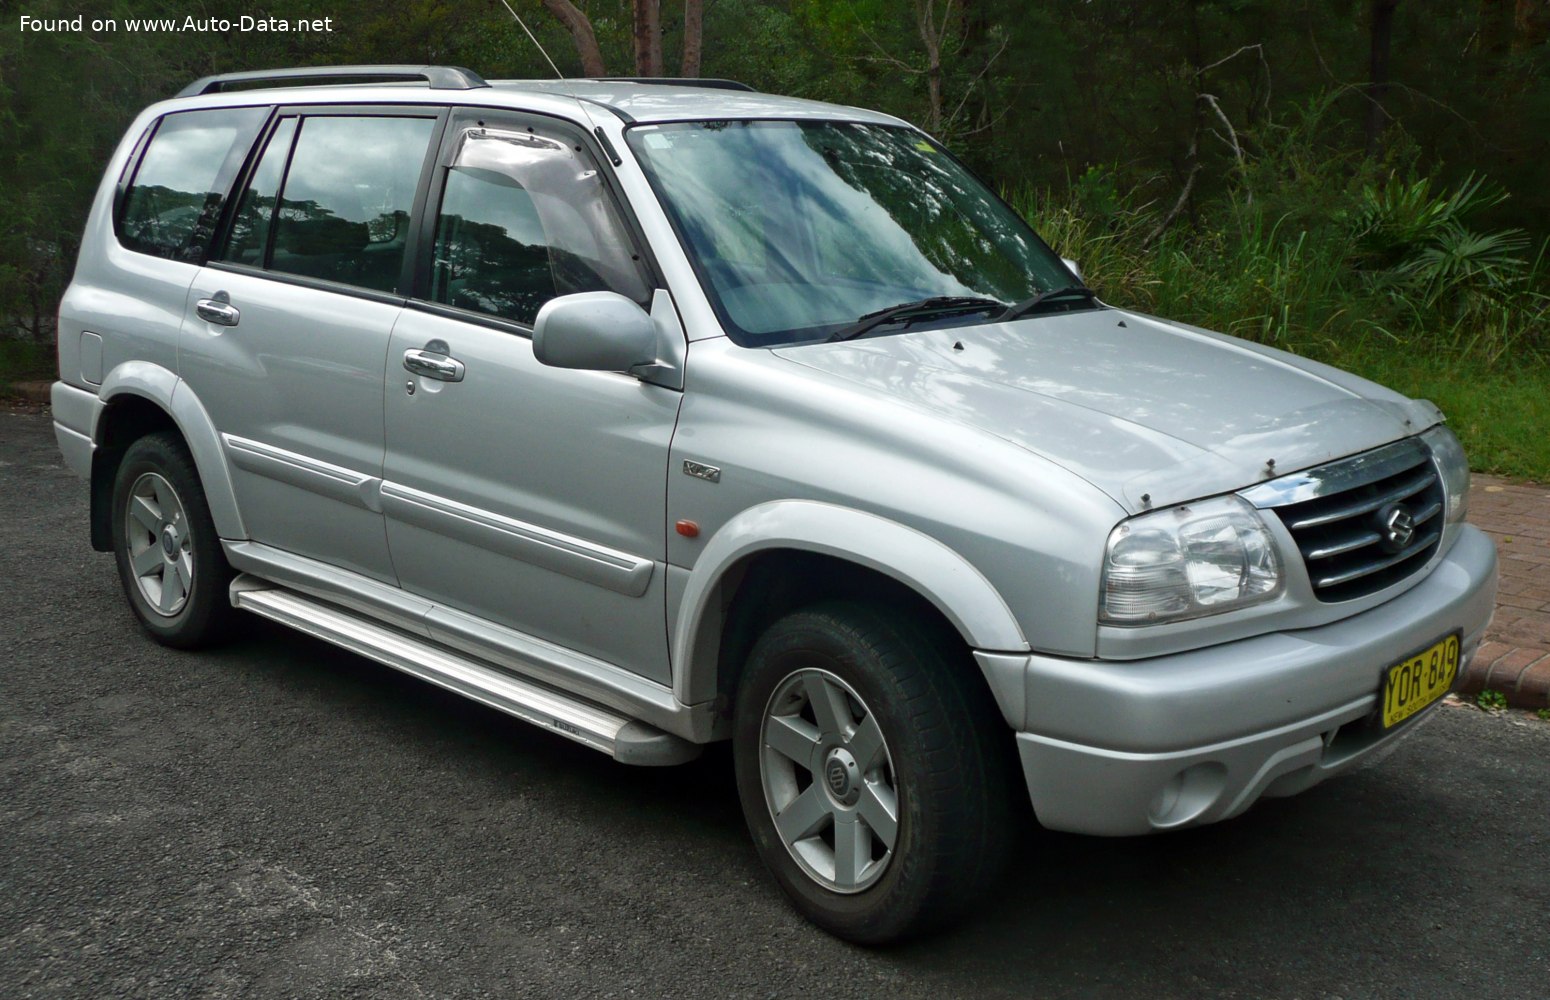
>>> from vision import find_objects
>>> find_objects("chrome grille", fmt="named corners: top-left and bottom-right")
top-left (1245, 440), bottom-right (1445, 603)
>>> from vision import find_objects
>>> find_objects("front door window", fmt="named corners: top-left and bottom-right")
top-left (429, 126), bottom-right (649, 325)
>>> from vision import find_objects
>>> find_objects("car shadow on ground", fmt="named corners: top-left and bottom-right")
top-left (210, 616), bottom-right (1490, 994)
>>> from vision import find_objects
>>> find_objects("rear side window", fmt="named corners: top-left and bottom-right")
top-left (118, 108), bottom-right (267, 261)
top-left (265, 115), bottom-right (436, 293)
top-left (428, 126), bottom-right (649, 325)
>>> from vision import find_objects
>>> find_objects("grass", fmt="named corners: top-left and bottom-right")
top-left (1351, 354), bottom-right (1550, 480)
top-left (1012, 170), bottom-right (1550, 483)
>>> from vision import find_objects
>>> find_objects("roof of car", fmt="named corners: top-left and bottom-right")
top-left (490, 80), bottom-right (905, 126)
top-left (164, 67), bottom-right (907, 129)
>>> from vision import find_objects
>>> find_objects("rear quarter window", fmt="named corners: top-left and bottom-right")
top-left (116, 107), bottom-right (267, 262)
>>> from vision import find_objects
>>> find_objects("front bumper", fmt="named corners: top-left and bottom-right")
top-left (1011, 524), bottom-right (1497, 835)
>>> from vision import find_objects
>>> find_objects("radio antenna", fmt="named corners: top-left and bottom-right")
top-left (496, 0), bottom-right (568, 82)
top-left (492, 0), bottom-right (613, 154)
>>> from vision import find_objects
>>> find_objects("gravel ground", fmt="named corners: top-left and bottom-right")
top-left (3, 408), bottom-right (1548, 999)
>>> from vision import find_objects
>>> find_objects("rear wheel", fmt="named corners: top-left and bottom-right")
top-left (111, 432), bottom-right (237, 648)
top-left (732, 600), bottom-right (1015, 944)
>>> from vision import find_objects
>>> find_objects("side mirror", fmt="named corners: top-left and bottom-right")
top-left (533, 291), bottom-right (656, 372)
top-left (1061, 257), bottom-right (1084, 283)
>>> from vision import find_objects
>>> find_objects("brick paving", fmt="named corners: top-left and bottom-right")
top-left (1457, 474), bottom-right (1550, 709)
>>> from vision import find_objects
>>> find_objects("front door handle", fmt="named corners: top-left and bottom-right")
top-left (195, 292), bottom-right (240, 327)
top-left (403, 348), bottom-right (466, 382)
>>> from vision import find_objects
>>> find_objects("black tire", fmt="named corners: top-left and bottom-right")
top-left (110, 431), bottom-right (238, 648)
top-left (732, 600), bottom-right (1016, 944)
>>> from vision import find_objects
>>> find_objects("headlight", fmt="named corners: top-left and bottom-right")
top-left (1423, 424), bottom-right (1469, 525)
top-left (1100, 495), bottom-right (1283, 625)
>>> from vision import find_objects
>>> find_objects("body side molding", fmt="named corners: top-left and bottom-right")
top-left (670, 499), bottom-right (1029, 708)
top-left (380, 482), bottom-right (655, 597)
top-left (223, 434), bottom-right (383, 512)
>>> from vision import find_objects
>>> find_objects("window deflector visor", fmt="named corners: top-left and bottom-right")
top-left (441, 127), bottom-right (648, 306)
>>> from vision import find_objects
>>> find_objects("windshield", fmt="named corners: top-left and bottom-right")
top-left (626, 120), bottom-right (1083, 347)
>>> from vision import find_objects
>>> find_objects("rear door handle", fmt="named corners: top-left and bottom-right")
top-left (195, 293), bottom-right (240, 327)
top-left (403, 349), bottom-right (466, 382)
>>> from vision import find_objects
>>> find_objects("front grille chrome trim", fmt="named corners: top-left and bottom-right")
top-left (1282, 467), bottom-right (1437, 530)
top-left (1243, 438), bottom-right (1445, 603)
top-left (1241, 437), bottom-right (1431, 509)
top-left (1410, 500), bottom-right (1443, 527)
top-left (1304, 530), bottom-right (1383, 561)
top-left (1311, 534), bottom-right (1438, 589)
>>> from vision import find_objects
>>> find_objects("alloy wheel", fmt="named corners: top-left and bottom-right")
top-left (124, 471), bottom-right (194, 617)
top-left (759, 667), bottom-right (899, 893)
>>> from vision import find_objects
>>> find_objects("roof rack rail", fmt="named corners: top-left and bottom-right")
top-left (589, 77), bottom-right (756, 93)
top-left (175, 65), bottom-right (489, 99)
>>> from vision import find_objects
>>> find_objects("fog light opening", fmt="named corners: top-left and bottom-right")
top-left (1148, 761), bottom-right (1228, 828)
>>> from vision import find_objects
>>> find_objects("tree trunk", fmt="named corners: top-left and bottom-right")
top-left (915, 0), bottom-right (944, 133)
top-left (634, 0), bottom-right (663, 77)
top-left (540, 0), bottom-right (607, 77)
top-left (1364, 0), bottom-right (1399, 159)
top-left (681, 0), bottom-right (703, 78)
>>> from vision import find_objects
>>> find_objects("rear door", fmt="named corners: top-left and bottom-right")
top-left (380, 108), bottom-right (680, 683)
top-left (181, 106), bottom-right (445, 582)
top-left (103, 105), bottom-right (269, 385)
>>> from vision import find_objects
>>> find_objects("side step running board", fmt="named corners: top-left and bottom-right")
top-left (230, 578), bottom-right (700, 766)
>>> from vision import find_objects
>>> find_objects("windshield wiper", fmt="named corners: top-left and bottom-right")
top-left (826, 296), bottom-right (1007, 343)
top-left (999, 285), bottom-right (1100, 323)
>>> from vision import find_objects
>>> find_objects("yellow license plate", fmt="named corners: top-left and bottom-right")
top-left (1381, 632), bottom-right (1461, 729)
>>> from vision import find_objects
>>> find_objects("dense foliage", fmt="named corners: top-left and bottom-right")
top-left (3, 1), bottom-right (1547, 472)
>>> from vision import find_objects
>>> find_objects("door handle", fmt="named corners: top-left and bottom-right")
top-left (195, 293), bottom-right (240, 327)
top-left (403, 349), bottom-right (466, 382)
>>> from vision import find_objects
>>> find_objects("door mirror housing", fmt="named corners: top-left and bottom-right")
top-left (532, 292), bottom-right (657, 372)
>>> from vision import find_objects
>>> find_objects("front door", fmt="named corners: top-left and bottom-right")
top-left (381, 110), bottom-right (679, 682)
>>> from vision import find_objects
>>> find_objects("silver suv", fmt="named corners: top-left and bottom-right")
top-left (52, 66), bottom-right (1498, 943)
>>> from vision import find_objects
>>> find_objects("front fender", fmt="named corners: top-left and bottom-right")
top-left (98, 361), bottom-right (246, 539)
top-left (670, 499), bottom-right (1029, 708)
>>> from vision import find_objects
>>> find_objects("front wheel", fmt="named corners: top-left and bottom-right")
top-left (110, 432), bottom-right (237, 648)
top-left (732, 601), bottom-right (1016, 944)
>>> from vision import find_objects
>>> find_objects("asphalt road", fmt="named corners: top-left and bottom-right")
top-left (3, 407), bottom-right (1548, 999)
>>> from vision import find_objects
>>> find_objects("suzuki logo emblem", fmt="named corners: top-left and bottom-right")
top-left (1378, 503), bottom-right (1416, 553)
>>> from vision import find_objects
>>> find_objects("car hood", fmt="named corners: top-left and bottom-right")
top-left (773, 308), bottom-right (1442, 513)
